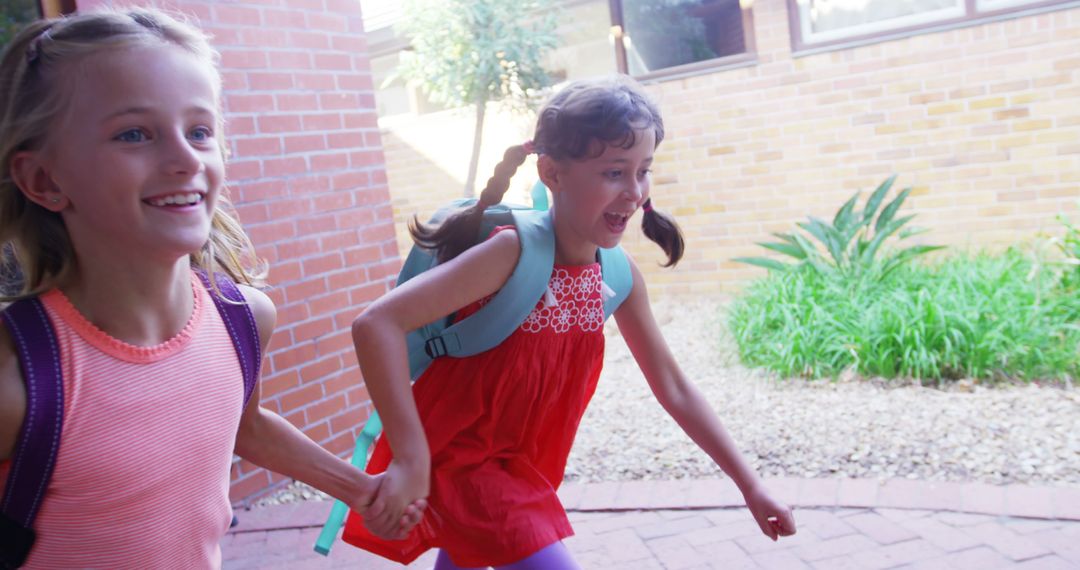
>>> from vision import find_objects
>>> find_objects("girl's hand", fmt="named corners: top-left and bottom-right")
top-left (361, 460), bottom-right (430, 540)
top-left (348, 470), bottom-right (427, 540)
top-left (744, 484), bottom-right (796, 541)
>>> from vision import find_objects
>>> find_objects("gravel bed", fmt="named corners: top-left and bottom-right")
top-left (258, 298), bottom-right (1079, 507)
top-left (567, 298), bottom-right (1079, 486)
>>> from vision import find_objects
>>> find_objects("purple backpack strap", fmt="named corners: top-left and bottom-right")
top-left (0, 298), bottom-right (63, 568)
top-left (196, 271), bottom-right (261, 408)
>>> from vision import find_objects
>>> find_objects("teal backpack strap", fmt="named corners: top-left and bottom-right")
top-left (420, 209), bottom-right (554, 362)
top-left (598, 245), bottom-right (633, 319)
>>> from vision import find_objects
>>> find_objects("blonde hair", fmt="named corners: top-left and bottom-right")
top-left (0, 8), bottom-right (266, 301)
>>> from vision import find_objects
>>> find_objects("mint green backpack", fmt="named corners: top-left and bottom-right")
top-left (315, 193), bottom-right (633, 555)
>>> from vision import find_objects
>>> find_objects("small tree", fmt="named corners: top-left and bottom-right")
top-left (395, 0), bottom-right (557, 197)
top-left (1, 0), bottom-right (40, 48)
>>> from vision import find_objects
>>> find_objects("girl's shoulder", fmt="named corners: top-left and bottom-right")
top-left (232, 283), bottom-right (276, 351)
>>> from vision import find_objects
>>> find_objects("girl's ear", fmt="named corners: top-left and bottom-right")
top-left (10, 151), bottom-right (67, 212)
top-left (537, 154), bottom-right (561, 193)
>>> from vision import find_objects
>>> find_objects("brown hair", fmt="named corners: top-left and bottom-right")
top-left (0, 8), bottom-right (266, 301)
top-left (411, 75), bottom-right (684, 267)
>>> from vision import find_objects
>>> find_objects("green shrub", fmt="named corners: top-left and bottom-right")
top-left (728, 249), bottom-right (1080, 384)
top-left (734, 175), bottom-right (943, 281)
top-left (1056, 211), bottom-right (1080, 296)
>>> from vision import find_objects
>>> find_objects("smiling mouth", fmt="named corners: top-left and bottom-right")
top-left (145, 192), bottom-right (204, 207)
top-left (604, 211), bottom-right (631, 232)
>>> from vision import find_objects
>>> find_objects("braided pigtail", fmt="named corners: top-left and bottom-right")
top-left (410, 144), bottom-right (531, 263)
top-left (641, 199), bottom-right (684, 267)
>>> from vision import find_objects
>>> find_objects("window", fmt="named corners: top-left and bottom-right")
top-left (611, 0), bottom-right (756, 80)
top-left (788, 0), bottom-right (1080, 53)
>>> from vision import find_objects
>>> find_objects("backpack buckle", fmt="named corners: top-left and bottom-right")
top-left (424, 336), bottom-right (448, 359)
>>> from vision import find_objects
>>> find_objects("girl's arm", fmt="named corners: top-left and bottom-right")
top-left (613, 259), bottom-right (796, 540)
top-left (231, 284), bottom-right (421, 539)
top-left (350, 228), bottom-right (521, 536)
top-left (0, 323), bottom-right (25, 465)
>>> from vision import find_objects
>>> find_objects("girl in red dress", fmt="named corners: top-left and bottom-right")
top-left (344, 76), bottom-right (796, 569)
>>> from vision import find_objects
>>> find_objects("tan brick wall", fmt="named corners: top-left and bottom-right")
top-left (380, 0), bottom-right (1080, 297)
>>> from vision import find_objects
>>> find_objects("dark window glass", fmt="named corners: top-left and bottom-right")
top-left (615, 0), bottom-right (753, 78)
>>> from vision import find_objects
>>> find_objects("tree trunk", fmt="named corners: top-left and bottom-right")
top-left (464, 96), bottom-right (487, 198)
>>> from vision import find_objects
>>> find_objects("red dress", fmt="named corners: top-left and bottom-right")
top-left (342, 256), bottom-right (608, 567)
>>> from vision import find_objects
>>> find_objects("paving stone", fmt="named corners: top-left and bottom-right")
top-left (843, 511), bottom-right (919, 544)
top-left (792, 509), bottom-right (858, 540)
top-left (898, 513), bottom-right (985, 552)
top-left (1027, 528), bottom-right (1080, 565)
top-left (734, 526), bottom-right (818, 554)
top-left (848, 538), bottom-right (945, 569)
top-left (809, 554), bottom-right (867, 569)
top-left (795, 533), bottom-right (878, 562)
top-left (874, 507), bottom-right (933, 522)
top-left (942, 546), bottom-right (1014, 569)
top-left (751, 549), bottom-right (812, 569)
top-left (969, 521), bottom-right (1054, 561)
top-left (798, 478), bottom-right (840, 507)
top-left (1014, 555), bottom-right (1079, 569)
top-left (1005, 486), bottom-right (1059, 520)
top-left (692, 539), bottom-right (752, 564)
top-left (936, 512), bottom-right (998, 527)
top-left (582, 510), bottom-right (664, 534)
top-left (635, 514), bottom-right (713, 540)
top-left (1004, 518), bottom-right (1066, 535)
top-left (703, 508), bottom-right (751, 525)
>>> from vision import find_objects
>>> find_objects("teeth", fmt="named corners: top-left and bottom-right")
top-left (148, 192), bottom-right (201, 207)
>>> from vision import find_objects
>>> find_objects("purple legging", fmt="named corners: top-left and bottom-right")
top-left (433, 542), bottom-right (581, 570)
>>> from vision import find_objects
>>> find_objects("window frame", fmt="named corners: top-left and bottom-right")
top-left (608, 0), bottom-right (758, 82)
top-left (39, 0), bottom-right (75, 17)
top-left (786, 0), bottom-right (1080, 56)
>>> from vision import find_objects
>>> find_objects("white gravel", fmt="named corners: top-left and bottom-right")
top-left (259, 298), bottom-right (1079, 507)
top-left (566, 298), bottom-right (1079, 486)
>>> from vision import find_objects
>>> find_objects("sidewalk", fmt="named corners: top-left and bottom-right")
top-left (222, 478), bottom-right (1080, 569)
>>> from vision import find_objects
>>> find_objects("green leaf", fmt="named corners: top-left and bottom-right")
top-left (772, 232), bottom-right (799, 246)
top-left (733, 257), bottom-right (790, 272)
top-left (898, 226), bottom-right (931, 240)
top-left (833, 192), bottom-right (859, 232)
top-left (876, 186), bottom-right (913, 233)
top-left (758, 241), bottom-right (808, 260)
top-left (863, 215), bottom-right (916, 264)
top-left (798, 218), bottom-right (844, 267)
top-left (792, 232), bottom-right (837, 276)
top-left (881, 245), bottom-right (946, 277)
top-left (863, 174), bottom-right (897, 224)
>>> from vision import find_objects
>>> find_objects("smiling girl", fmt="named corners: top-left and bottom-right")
top-left (0, 9), bottom-right (419, 568)
top-left (343, 76), bottom-right (796, 569)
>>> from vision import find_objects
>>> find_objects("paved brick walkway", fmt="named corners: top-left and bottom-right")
top-left (222, 478), bottom-right (1080, 569)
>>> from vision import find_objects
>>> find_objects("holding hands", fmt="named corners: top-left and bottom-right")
top-left (356, 459), bottom-right (430, 541)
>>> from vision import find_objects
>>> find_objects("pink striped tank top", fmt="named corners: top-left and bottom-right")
top-left (0, 272), bottom-right (245, 569)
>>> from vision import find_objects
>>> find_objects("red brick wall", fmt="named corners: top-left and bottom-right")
top-left (74, 0), bottom-right (396, 504)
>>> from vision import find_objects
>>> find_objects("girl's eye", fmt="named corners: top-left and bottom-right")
top-left (605, 170), bottom-right (623, 180)
top-left (638, 169), bottom-right (652, 179)
top-left (189, 126), bottom-right (214, 142)
top-left (115, 129), bottom-right (148, 143)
